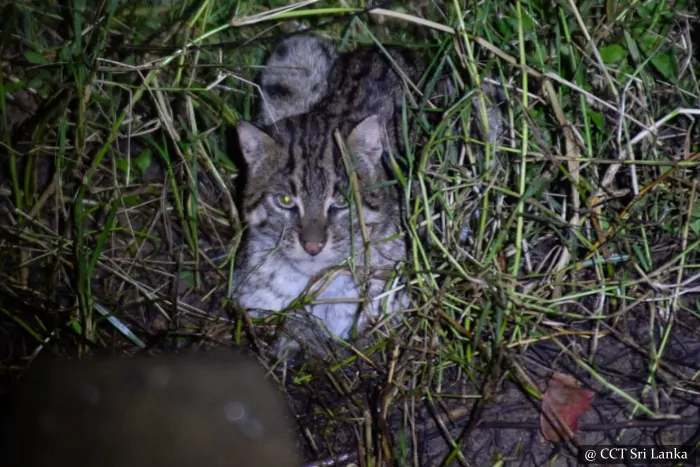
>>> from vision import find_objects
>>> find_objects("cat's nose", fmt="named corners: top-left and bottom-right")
top-left (303, 241), bottom-right (324, 256)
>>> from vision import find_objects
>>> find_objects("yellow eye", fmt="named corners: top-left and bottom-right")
top-left (273, 194), bottom-right (296, 209)
top-left (332, 195), bottom-right (349, 209)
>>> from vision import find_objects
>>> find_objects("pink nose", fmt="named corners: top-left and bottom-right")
top-left (303, 241), bottom-right (324, 256)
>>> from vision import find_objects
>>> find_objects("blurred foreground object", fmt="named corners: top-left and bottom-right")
top-left (6, 352), bottom-right (299, 467)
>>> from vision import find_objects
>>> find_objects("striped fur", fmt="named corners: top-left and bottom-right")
top-left (234, 41), bottom-right (424, 356)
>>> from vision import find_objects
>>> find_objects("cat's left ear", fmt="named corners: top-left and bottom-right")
top-left (347, 115), bottom-right (385, 177)
top-left (236, 122), bottom-right (279, 173)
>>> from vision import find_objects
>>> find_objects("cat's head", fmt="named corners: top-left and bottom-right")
top-left (236, 114), bottom-right (399, 274)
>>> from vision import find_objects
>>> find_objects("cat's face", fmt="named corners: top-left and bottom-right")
top-left (237, 115), bottom-right (397, 275)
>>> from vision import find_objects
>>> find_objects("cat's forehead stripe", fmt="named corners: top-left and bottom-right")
top-left (331, 144), bottom-right (342, 168)
top-left (284, 121), bottom-right (296, 174)
top-left (290, 179), bottom-right (300, 197)
top-left (301, 156), bottom-right (329, 197)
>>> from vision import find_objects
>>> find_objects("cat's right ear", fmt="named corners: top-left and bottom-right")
top-left (236, 122), bottom-right (278, 172)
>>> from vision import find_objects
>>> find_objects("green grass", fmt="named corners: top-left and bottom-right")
top-left (1, 0), bottom-right (699, 465)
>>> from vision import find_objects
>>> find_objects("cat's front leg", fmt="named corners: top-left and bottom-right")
top-left (357, 277), bottom-right (407, 338)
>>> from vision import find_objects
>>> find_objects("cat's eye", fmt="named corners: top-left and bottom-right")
top-left (331, 195), bottom-right (350, 209)
top-left (273, 194), bottom-right (296, 209)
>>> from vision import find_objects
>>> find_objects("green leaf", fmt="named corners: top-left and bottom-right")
top-left (135, 149), bottom-right (152, 175)
top-left (639, 33), bottom-right (660, 51)
top-left (496, 18), bottom-right (515, 38)
top-left (689, 219), bottom-right (700, 236)
top-left (587, 109), bottom-right (604, 132)
top-left (116, 158), bottom-right (129, 173)
top-left (122, 194), bottom-right (141, 207)
top-left (637, 4), bottom-right (654, 19)
top-left (600, 44), bottom-right (627, 64)
top-left (24, 50), bottom-right (47, 65)
top-left (521, 14), bottom-right (536, 33)
top-left (637, 33), bottom-right (677, 80)
top-left (179, 270), bottom-right (195, 286)
top-left (650, 52), bottom-right (676, 81)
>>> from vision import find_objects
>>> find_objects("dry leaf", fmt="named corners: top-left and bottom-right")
top-left (540, 372), bottom-right (595, 442)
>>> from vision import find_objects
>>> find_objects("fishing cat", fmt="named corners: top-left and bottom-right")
top-left (233, 35), bottom-right (422, 356)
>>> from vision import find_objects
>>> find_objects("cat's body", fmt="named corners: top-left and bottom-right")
top-left (255, 34), bottom-right (338, 126)
top-left (234, 37), bottom-right (423, 354)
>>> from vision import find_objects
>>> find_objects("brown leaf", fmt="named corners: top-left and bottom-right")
top-left (540, 372), bottom-right (595, 442)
